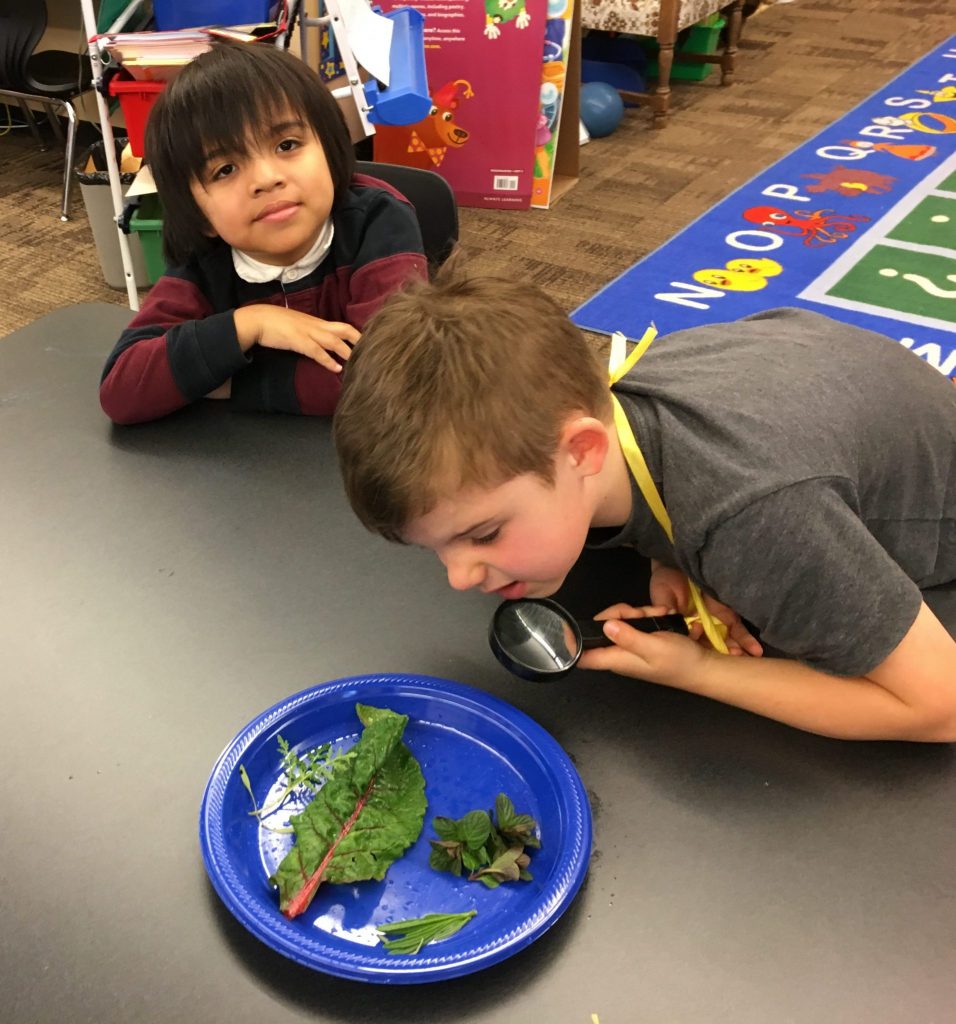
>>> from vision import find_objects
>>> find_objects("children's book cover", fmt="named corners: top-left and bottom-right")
top-left (531, 0), bottom-right (578, 209)
top-left (373, 0), bottom-right (548, 209)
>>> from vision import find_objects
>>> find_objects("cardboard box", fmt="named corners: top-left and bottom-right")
top-left (531, 0), bottom-right (580, 209)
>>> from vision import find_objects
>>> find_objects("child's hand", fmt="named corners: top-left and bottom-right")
top-left (234, 305), bottom-right (361, 374)
top-left (648, 563), bottom-right (691, 612)
top-left (649, 564), bottom-right (763, 657)
top-left (577, 604), bottom-right (711, 686)
top-left (690, 593), bottom-right (764, 657)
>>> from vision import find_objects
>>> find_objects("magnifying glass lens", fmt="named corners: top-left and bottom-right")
top-left (490, 598), bottom-right (689, 682)
top-left (490, 599), bottom-right (582, 681)
top-left (498, 602), bottom-right (579, 673)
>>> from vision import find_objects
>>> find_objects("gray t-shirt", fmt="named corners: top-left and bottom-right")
top-left (590, 307), bottom-right (956, 677)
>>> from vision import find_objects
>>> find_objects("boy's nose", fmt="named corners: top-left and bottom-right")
top-left (442, 552), bottom-right (485, 592)
top-left (250, 156), bottom-right (284, 193)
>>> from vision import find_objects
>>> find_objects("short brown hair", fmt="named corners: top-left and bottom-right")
top-left (145, 41), bottom-right (355, 266)
top-left (334, 257), bottom-right (611, 541)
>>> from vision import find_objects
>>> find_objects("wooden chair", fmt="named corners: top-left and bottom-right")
top-left (579, 0), bottom-right (744, 127)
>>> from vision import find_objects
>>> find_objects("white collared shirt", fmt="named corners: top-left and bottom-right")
top-left (231, 218), bottom-right (335, 285)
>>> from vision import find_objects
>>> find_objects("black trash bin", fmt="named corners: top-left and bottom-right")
top-left (76, 137), bottom-right (149, 290)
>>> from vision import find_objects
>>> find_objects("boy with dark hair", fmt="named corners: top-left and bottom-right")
top-left (100, 42), bottom-right (426, 424)
top-left (334, 265), bottom-right (956, 742)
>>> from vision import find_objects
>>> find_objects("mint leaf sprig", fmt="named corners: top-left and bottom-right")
top-left (377, 911), bottom-right (477, 955)
top-left (429, 793), bottom-right (540, 888)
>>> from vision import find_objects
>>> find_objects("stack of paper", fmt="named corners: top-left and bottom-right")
top-left (100, 25), bottom-right (282, 81)
top-left (100, 30), bottom-right (212, 80)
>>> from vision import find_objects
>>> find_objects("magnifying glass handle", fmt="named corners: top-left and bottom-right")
top-left (578, 613), bottom-right (689, 648)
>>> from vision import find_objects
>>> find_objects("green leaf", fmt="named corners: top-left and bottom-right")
top-left (458, 810), bottom-right (492, 851)
top-left (469, 846), bottom-right (525, 885)
top-left (239, 765), bottom-right (259, 816)
top-left (242, 733), bottom-right (354, 826)
top-left (428, 841), bottom-right (462, 876)
top-left (461, 847), bottom-right (486, 872)
top-left (428, 793), bottom-right (541, 889)
top-left (484, 827), bottom-right (508, 863)
top-left (269, 704), bottom-right (426, 919)
top-left (378, 911), bottom-right (476, 955)
top-left (432, 816), bottom-right (461, 841)
top-left (495, 792), bottom-right (539, 847)
top-left (494, 793), bottom-right (517, 829)
top-left (429, 810), bottom-right (493, 879)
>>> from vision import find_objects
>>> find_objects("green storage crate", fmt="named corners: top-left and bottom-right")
top-left (643, 15), bottom-right (725, 82)
top-left (129, 194), bottom-right (166, 285)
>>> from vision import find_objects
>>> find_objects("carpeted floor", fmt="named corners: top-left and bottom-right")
top-left (1, 0), bottom-right (952, 340)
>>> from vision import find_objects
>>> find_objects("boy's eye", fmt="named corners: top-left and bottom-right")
top-left (277, 137), bottom-right (301, 153)
top-left (472, 528), bottom-right (500, 546)
top-left (210, 163), bottom-right (236, 181)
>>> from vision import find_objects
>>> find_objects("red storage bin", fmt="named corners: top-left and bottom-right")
top-left (108, 76), bottom-right (166, 157)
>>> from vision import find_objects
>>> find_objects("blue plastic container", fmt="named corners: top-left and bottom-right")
top-left (582, 58), bottom-right (645, 98)
top-left (152, 0), bottom-right (273, 30)
top-left (364, 8), bottom-right (431, 127)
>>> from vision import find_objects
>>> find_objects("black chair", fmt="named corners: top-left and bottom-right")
top-left (0, 1), bottom-right (94, 220)
top-left (356, 160), bottom-right (458, 272)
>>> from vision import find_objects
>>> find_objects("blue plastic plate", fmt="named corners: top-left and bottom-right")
top-left (199, 674), bottom-right (592, 983)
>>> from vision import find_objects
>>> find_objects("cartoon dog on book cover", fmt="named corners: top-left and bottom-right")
top-left (484, 0), bottom-right (531, 39)
top-left (377, 79), bottom-right (475, 171)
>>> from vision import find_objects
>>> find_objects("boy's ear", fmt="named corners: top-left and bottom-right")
top-left (560, 415), bottom-right (610, 477)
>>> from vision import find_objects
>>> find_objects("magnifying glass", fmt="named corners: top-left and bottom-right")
top-left (489, 597), bottom-right (688, 682)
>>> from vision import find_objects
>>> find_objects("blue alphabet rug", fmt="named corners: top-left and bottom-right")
top-left (571, 36), bottom-right (956, 381)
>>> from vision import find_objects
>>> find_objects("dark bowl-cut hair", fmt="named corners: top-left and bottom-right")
top-left (144, 41), bottom-right (355, 266)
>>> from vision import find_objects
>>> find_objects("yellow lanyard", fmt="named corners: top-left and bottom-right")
top-left (608, 327), bottom-right (729, 655)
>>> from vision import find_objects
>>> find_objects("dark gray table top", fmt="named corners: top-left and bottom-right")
top-left (2, 304), bottom-right (954, 1024)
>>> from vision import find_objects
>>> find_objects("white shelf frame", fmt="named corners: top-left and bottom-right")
top-left (80, 0), bottom-right (148, 309)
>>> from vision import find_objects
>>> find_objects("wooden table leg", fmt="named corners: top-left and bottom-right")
top-left (721, 0), bottom-right (743, 86)
top-left (653, 0), bottom-right (680, 128)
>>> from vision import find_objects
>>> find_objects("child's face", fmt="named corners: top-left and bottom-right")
top-left (189, 110), bottom-right (335, 266)
top-left (403, 461), bottom-right (597, 601)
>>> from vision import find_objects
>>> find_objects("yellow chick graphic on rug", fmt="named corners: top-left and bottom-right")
top-left (916, 85), bottom-right (956, 103)
top-left (693, 258), bottom-right (783, 291)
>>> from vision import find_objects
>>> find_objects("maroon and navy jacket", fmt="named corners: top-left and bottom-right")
top-left (100, 174), bottom-right (426, 424)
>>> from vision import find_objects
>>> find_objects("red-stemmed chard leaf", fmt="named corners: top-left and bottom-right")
top-left (269, 704), bottom-right (426, 919)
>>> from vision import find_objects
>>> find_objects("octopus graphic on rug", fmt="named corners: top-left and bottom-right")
top-left (742, 206), bottom-right (870, 247)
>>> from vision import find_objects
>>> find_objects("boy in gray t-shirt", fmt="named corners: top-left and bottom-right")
top-left (334, 266), bottom-right (956, 742)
